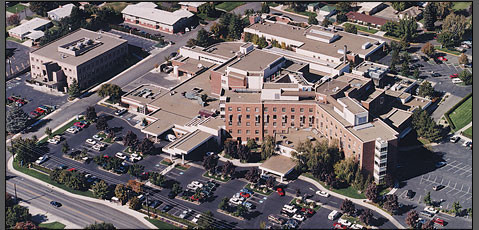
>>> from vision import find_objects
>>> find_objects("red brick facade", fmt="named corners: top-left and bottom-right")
top-left (124, 17), bottom-right (173, 34)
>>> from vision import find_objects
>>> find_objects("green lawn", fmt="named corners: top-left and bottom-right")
top-left (379, 187), bottom-right (391, 196)
top-left (7, 3), bottom-right (26, 13)
top-left (284, 8), bottom-right (317, 18)
top-left (303, 173), bottom-right (366, 199)
top-left (463, 126), bottom-right (472, 139)
top-left (13, 161), bottom-right (95, 198)
top-left (435, 46), bottom-right (461, 56)
top-left (6, 36), bottom-right (24, 43)
top-left (160, 159), bottom-right (173, 166)
top-left (102, 2), bottom-right (130, 13)
top-left (343, 23), bottom-right (379, 34)
top-left (38, 118), bottom-right (82, 144)
top-left (452, 2), bottom-right (471, 11)
top-left (38, 221), bottom-right (66, 229)
top-left (216, 2), bottom-right (246, 12)
top-left (145, 217), bottom-right (180, 229)
top-left (449, 97), bottom-right (472, 131)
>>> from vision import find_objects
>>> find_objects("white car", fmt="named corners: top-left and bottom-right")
top-left (179, 209), bottom-right (191, 219)
top-left (192, 214), bottom-right (201, 223)
top-left (187, 184), bottom-right (198, 190)
top-left (92, 135), bottom-right (103, 141)
top-left (86, 139), bottom-right (96, 145)
top-left (66, 127), bottom-right (78, 134)
top-left (47, 135), bottom-right (61, 144)
top-left (292, 214), bottom-right (305, 222)
top-left (338, 218), bottom-right (352, 227)
top-left (35, 155), bottom-right (49, 164)
top-left (115, 152), bottom-right (127, 160)
top-left (351, 224), bottom-right (364, 229)
top-left (424, 206), bottom-right (438, 214)
top-left (191, 181), bottom-right (203, 188)
top-left (463, 140), bottom-right (472, 147)
top-left (131, 153), bottom-right (142, 161)
top-left (114, 109), bottom-right (127, 116)
top-left (316, 190), bottom-right (330, 197)
top-left (92, 144), bottom-right (104, 151)
top-left (229, 197), bottom-right (243, 205)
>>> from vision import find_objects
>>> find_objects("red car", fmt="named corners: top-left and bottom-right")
top-left (68, 168), bottom-right (77, 172)
top-left (449, 73), bottom-right (458, 78)
top-left (30, 111), bottom-right (40, 117)
top-left (103, 155), bottom-right (109, 158)
top-left (276, 188), bottom-right (285, 196)
top-left (240, 192), bottom-right (251, 198)
top-left (74, 122), bottom-right (87, 128)
top-left (140, 172), bottom-right (149, 179)
top-left (433, 217), bottom-right (446, 226)
top-left (190, 195), bottom-right (200, 201)
top-left (437, 56), bottom-right (448, 61)
top-left (301, 207), bottom-right (315, 217)
top-left (333, 223), bottom-right (347, 229)
top-left (35, 108), bottom-right (46, 114)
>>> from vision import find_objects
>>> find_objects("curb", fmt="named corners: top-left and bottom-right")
top-left (7, 156), bottom-right (157, 229)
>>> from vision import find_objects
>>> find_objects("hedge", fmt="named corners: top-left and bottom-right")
top-left (444, 93), bottom-right (472, 131)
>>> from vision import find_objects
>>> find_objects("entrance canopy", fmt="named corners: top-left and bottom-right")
top-left (259, 155), bottom-right (296, 183)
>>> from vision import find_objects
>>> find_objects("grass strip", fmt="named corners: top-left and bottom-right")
top-left (144, 217), bottom-right (180, 229)
top-left (303, 173), bottom-right (366, 199)
top-left (216, 2), bottom-right (245, 12)
top-left (38, 221), bottom-right (66, 229)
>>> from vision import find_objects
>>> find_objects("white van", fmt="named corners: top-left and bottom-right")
top-left (282, 204), bottom-right (297, 213)
top-left (452, 78), bottom-right (463, 84)
top-left (328, 210), bottom-right (341, 220)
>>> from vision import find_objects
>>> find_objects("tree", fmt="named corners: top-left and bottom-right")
top-left (186, 38), bottom-right (197, 47)
top-left (458, 70), bottom-right (472, 85)
top-left (245, 168), bottom-right (260, 183)
top-left (321, 19), bottom-right (332, 27)
top-left (418, 81), bottom-right (435, 98)
top-left (266, 176), bottom-right (276, 188)
top-left (197, 211), bottom-right (214, 229)
top-left (434, 2), bottom-right (452, 20)
top-left (7, 14), bottom-right (20, 26)
top-left (149, 172), bottom-right (166, 187)
top-left (114, 184), bottom-right (128, 204)
top-left (14, 221), bottom-right (39, 229)
top-left (29, 2), bottom-right (59, 16)
top-left (6, 106), bottom-right (29, 134)
top-left (255, 36), bottom-right (268, 49)
top-left (237, 144), bottom-right (251, 162)
top-left (335, 2), bottom-right (352, 13)
top-left (203, 155), bottom-right (218, 174)
top-left (86, 106), bottom-right (97, 121)
top-left (423, 3), bottom-right (437, 31)
top-left (228, 14), bottom-right (244, 40)
top-left (137, 138), bottom-right (154, 154)
top-left (235, 204), bottom-right (248, 217)
top-left (97, 84), bottom-right (123, 103)
top-left (172, 183), bottom-right (182, 195)
top-left (352, 168), bottom-right (365, 192)
top-left (442, 13), bottom-right (469, 41)
top-left (334, 158), bottom-right (358, 184)
top-left (421, 42), bottom-right (435, 57)
top-left (44, 127), bottom-right (53, 138)
top-left (218, 197), bottom-right (229, 211)
top-left (62, 141), bottom-right (70, 154)
top-left (68, 79), bottom-right (81, 98)
top-left (6, 205), bottom-right (31, 228)
top-left (336, 13), bottom-right (348, 24)
top-left (246, 139), bottom-right (258, 150)
top-left (459, 53), bottom-right (469, 65)
top-left (65, 172), bottom-right (88, 190)
top-left (259, 221), bottom-right (267, 229)
top-left (308, 15), bottom-right (318, 25)
top-left (391, 2), bottom-right (409, 12)
top-left (405, 210), bottom-right (419, 228)
top-left (9, 136), bottom-right (40, 164)
top-left (383, 194), bottom-right (400, 214)
top-left (198, 3), bottom-right (217, 17)
top-left (128, 164), bottom-right (145, 178)
top-left (452, 201), bottom-right (462, 216)
top-left (340, 199), bottom-right (356, 215)
top-left (84, 222), bottom-right (116, 229)
top-left (129, 197), bottom-right (142, 210)
top-left (365, 182), bottom-right (379, 202)
top-left (92, 180), bottom-right (109, 199)
top-left (423, 191), bottom-right (431, 206)
top-left (224, 139), bottom-right (239, 158)
top-left (360, 209), bottom-right (373, 226)
top-left (261, 135), bottom-right (275, 160)
top-left (422, 220), bottom-right (434, 229)
top-left (413, 67), bottom-right (420, 79)
top-left (344, 23), bottom-right (357, 34)
top-left (222, 160), bottom-right (235, 177)
top-left (397, 17), bottom-right (418, 43)
top-left (412, 109), bottom-right (442, 142)
top-left (383, 174), bottom-right (395, 188)
top-left (196, 28), bottom-right (210, 47)
top-left (123, 131), bottom-right (138, 147)
top-left (261, 2), bottom-right (270, 13)
top-left (437, 32), bottom-right (456, 48)
top-left (96, 115), bottom-right (109, 131)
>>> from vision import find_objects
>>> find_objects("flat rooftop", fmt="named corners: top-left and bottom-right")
top-left (177, 58), bottom-right (215, 74)
top-left (229, 49), bottom-right (282, 72)
top-left (403, 96), bottom-right (431, 111)
top-left (315, 80), bottom-right (349, 95)
top-left (263, 83), bottom-right (299, 89)
top-left (225, 90), bottom-right (262, 103)
top-left (380, 108), bottom-right (412, 128)
top-left (363, 89), bottom-right (384, 103)
top-left (259, 155), bottom-right (297, 176)
top-left (347, 119), bottom-right (398, 142)
top-left (204, 42), bottom-right (245, 59)
top-left (165, 129), bottom-right (213, 153)
top-left (354, 61), bottom-right (389, 73)
top-left (276, 127), bottom-right (324, 150)
top-left (143, 110), bottom-right (191, 136)
top-left (338, 97), bottom-right (367, 114)
top-left (122, 84), bottom-right (164, 105)
top-left (31, 29), bottom-right (127, 66)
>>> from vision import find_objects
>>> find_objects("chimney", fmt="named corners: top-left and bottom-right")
top-left (343, 45), bottom-right (347, 64)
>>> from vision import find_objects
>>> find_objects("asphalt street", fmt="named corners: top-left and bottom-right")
top-left (270, 8), bottom-right (308, 23)
top-left (6, 173), bottom-right (150, 229)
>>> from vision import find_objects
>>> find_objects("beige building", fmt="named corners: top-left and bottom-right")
top-left (29, 29), bottom-right (128, 92)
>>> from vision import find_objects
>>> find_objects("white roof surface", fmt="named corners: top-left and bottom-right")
top-left (122, 3), bottom-right (194, 26)
top-left (358, 2), bottom-right (383, 11)
top-left (47, 3), bottom-right (75, 19)
top-left (9, 18), bottom-right (51, 35)
top-left (135, 2), bottom-right (157, 8)
top-left (179, 2), bottom-right (206, 7)
top-left (25, 30), bottom-right (44, 40)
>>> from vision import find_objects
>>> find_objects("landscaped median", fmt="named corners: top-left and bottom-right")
top-left (435, 46), bottom-right (461, 56)
top-left (38, 116), bottom-right (85, 144)
top-left (215, 1), bottom-right (246, 12)
top-left (139, 206), bottom-right (195, 229)
top-left (38, 221), bottom-right (66, 229)
top-left (144, 217), bottom-right (180, 229)
top-left (289, 197), bottom-right (321, 212)
top-left (202, 172), bottom-right (231, 183)
top-left (302, 173), bottom-right (366, 199)
top-left (245, 183), bottom-right (274, 196)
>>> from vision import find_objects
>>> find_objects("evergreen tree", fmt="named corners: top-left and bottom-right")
top-left (261, 135), bottom-right (275, 160)
top-left (68, 79), bottom-right (81, 99)
top-left (458, 70), bottom-right (472, 85)
top-left (261, 2), bottom-right (270, 13)
top-left (228, 14), bottom-right (243, 40)
top-left (418, 81), bottom-right (435, 98)
top-left (423, 191), bottom-right (431, 205)
top-left (344, 23), bottom-right (357, 34)
top-left (196, 28), bottom-right (210, 47)
top-left (423, 3), bottom-right (437, 31)
top-left (85, 106), bottom-right (97, 121)
top-left (452, 201), bottom-right (462, 216)
top-left (6, 205), bottom-right (31, 228)
top-left (6, 106), bottom-right (29, 134)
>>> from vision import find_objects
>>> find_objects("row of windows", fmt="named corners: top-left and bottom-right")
top-left (228, 107), bottom-right (314, 113)
top-left (228, 129), bottom-right (260, 135)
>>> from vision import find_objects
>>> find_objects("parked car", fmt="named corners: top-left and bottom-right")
top-left (57, 165), bottom-right (68, 170)
top-left (406, 190), bottom-right (414, 199)
top-left (48, 135), bottom-right (61, 144)
top-left (66, 126), bottom-right (79, 134)
top-left (240, 192), bottom-right (251, 198)
top-left (285, 219), bottom-right (298, 228)
top-left (92, 144), bottom-right (104, 151)
top-left (115, 152), bottom-right (127, 160)
top-left (420, 210), bottom-right (435, 218)
top-left (74, 122), bottom-right (86, 128)
top-left (338, 218), bottom-right (353, 227)
top-left (463, 140), bottom-right (472, 147)
top-left (433, 217), bottom-right (446, 226)
top-left (229, 197), bottom-right (243, 206)
top-left (452, 78), bottom-right (463, 84)
top-left (333, 222), bottom-right (347, 229)
top-left (50, 201), bottom-right (62, 207)
top-left (68, 168), bottom-right (77, 172)
top-left (432, 185), bottom-right (445, 191)
top-left (316, 190), bottom-right (330, 197)
top-left (292, 213), bottom-right (305, 222)
top-left (435, 161), bottom-right (446, 168)
top-left (168, 191), bottom-right (176, 199)
top-left (192, 214), bottom-right (201, 223)
top-left (114, 109), bottom-right (127, 116)
top-left (328, 210), bottom-right (341, 220)
top-left (149, 200), bottom-right (162, 209)
top-left (268, 214), bottom-right (286, 225)
top-left (29, 111), bottom-right (40, 118)
top-left (424, 206), bottom-right (438, 214)
top-left (92, 135), bottom-right (103, 141)
top-left (437, 56), bottom-right (447, 61)
top-left (179, 209), bottom-right (191, 219)
top-left (449, 73), bottom-right (459, 78)
top-left (35, 155), bottom-right (49, 164)
top-left (131, 153), bottom-right (142, 162)
top-left (276, 187), bottom-right (285, 196)
top-left (450, 136), bottom-right (460, 143)
top-left (86, 139), bottom-right (96, 145)
top-left (431, 72), bottom-right (441, 77)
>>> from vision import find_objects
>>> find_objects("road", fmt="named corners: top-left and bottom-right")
top-left (6, 172), bottom-right (150, 229)
top-left (270, 8), bottom-right (308, 23)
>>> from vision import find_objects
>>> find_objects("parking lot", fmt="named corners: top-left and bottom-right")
top-left (107, 29), bottom-right (159, 53)
top-left (6, 40), bottom-right (32, 78)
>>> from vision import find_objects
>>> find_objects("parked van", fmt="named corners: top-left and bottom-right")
top-left (328, 210), bottom-right (341, 220)
top-left (282, 204), bottom-right (297, 213)
top-left (452, 78), bottom-right (463, 84)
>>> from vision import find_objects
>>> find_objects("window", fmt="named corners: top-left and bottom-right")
top-left (309, 108), bottom-right (313, 113)
top-left (273, 107), bottom-right (277, 112)
top-left (291, 108), bottom-right (295, 112)
top-left (246, 122), bottom-right (250, 126)
top-left (228, 129), bottom-right (232, 133)
top-left (273, 115), bottom-right (277, 120)
top-left (246, 107), bottom-right (250, 112)
top-left (255, 107), bottom-right (259, 112)
top-left (246, 130), bottom-right (250, 134)
top-left (255, 130), bottom-right (259, 134)
top-left (264, 107), bottom-right (268, 112)
top-left (237, 107), bottom-right (241, 112)
top-left (273, 122), bottom-right (277, 126)
top-left (246, 114), bottom-right (250, 119)
top-left (300, 108), bottom-right (304, 113)
top-left (238, 129), bottom-right (242, 134)
top-left (228, 107), bottom-right (232, 111)
top-left (265, 130), bottom-right (268, 134)
top-left (291, 115), bottom-right (295, 120)
top-left (282, 108), bottom-right (286, 112)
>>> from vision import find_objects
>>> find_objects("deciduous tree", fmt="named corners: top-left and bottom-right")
top-left (123, 131), bottom-right (137, 147)
top-left (84, 222), bottom-right (116, 229)
top-left (365, 182), bottom-right (379, 202)
top-left (308, 15), bottom-right (318, 25)
top-left (86, 106), bottom-right (97, 121)
top-left (459, 53), bottom-right (469, 65)
top-left (421, 42), bottom-right (435, 57)
top-left (406, 210), bottom-right (419, 228)
top-left (114, 184), bottom-right (128, 204)
top-left (261, 135), bottom-right (275, 160)
top-left (458, 70), bottom-right (472, 85)
top-left (360, 209), bottom-right (373, 225)
top-left (6, 205), bottom-right (31, 228)
top-left (418, 81), bottom-right (435, 98)
top-left (7, 14), bottom-right (20, 26)
top-left (245, 168), bottom-right (260, 183)
top-left (92, 180), bottom-right (109, 199)
top-left (128, 196), bottom-right (141, 210)
top-left (344, 23), bottom-right (357, 34)
top-left (96, 115), bottom-right (109, 131)
top-left (340, 199), bottom-right (356, 215)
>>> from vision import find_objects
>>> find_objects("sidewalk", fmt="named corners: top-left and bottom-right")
top-left (20, 201), bottom-right (82, 229)
top-left (455, 122), bottom-right (472, 142)
top-left (299, 176), bottom-right (405, 229)
top-left (7, 157), bottom-right (157, 229)
top-left (218, 154), bottom-right (262, 167)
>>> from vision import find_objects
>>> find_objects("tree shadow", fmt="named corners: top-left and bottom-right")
top-left (31, 214), bottom-right (48, 224)
top-left (245, 210), bottom-right (262, 220)
top-left (372, 217), bottom-right (389, 227)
